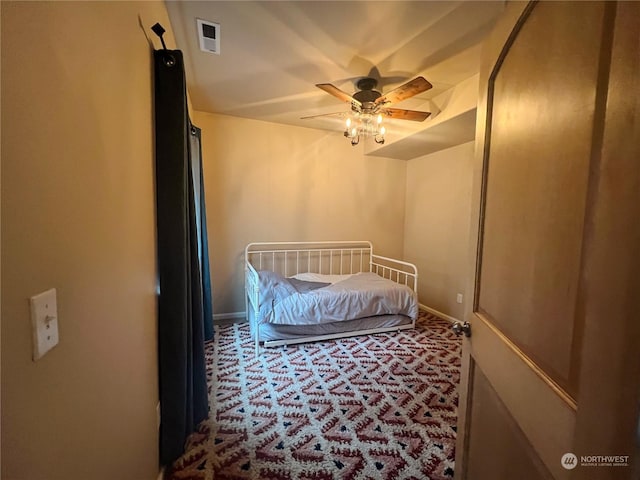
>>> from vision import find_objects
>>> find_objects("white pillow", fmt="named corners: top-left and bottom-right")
top-left (290, 272), bottom-right (354, 284)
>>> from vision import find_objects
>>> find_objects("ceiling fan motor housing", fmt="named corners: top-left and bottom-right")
top-left (356, 77), bottom-right (378, 91)
top-left (353, 78), bottom-right (382, 113)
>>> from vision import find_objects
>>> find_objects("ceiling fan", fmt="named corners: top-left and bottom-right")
top-left (313, 76), bottom-right (432, 120)
top-left (302, 76), bottom-right (432, 145)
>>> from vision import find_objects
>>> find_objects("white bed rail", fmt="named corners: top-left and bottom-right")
top-left (245, 261), bottom-right (260, 321)
top-left (244, 241), bottom-right (418, 354)
top-left (371, 254), bottom-right (418, 292)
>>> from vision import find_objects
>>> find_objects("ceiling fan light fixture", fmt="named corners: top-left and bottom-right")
top-left (343, 112), bottom-right (385, 147)
top-left (308, 75), bottom-right (431, 146)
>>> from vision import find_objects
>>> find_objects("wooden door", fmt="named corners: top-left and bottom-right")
top-left (454, 2), bottom-right (640, 479)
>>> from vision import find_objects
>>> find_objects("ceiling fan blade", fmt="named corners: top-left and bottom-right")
top-left (382, 108), bottom-right (431, 122)
top-left (300, 111), bottom-right (346, 120)
top-left (316, 83), bottom-right (362, 107)
top-left (375, 76), bottom-right (433, 106)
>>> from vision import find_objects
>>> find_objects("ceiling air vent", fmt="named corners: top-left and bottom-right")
top-left (196, 18), bottom-right (220, 55)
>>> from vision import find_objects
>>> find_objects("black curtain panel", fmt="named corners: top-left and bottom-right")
top-left (189, 126), bottom-right (214, 341)
top-left (154, 48), bottom-right (210, 466)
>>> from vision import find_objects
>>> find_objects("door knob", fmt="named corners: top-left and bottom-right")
top-left (452, 321), bottom-right (471, 337)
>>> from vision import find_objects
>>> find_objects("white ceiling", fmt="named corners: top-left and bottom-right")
top-left (165, 1), bottom-right (504, 133)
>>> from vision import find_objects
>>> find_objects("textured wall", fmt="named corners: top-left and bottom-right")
top-left (192, 111), bottom-right (408, 315)
top-left (403, 141), bottom-right (475, 320)
top-left (1, 2), bottom-right (175, 478)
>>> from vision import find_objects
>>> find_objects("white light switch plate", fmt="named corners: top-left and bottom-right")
top-left (29, 288), bottom-right (59, 361)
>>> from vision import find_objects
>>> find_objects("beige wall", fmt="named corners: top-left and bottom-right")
top-left (1, 2), bottom-right (176, 479)
top-left (192, 111), bottom-right (407, 315)
top-left (0, 2), bottom-right (3, 472)
top-left (403, 141), bottom-right (475, 320)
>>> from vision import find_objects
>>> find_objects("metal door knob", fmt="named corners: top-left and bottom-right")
top-left (452, 321), bottom-right (471, 337)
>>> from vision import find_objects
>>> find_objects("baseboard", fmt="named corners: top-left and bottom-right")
top-left (212, 311), bottom-right (246, 324)
top-left (419, 303), bottom-right (460, 324)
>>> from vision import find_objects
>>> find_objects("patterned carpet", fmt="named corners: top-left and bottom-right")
top-left (168, 311), bottom-right (461, 480)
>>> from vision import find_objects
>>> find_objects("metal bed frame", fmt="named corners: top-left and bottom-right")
top-left (245, 241), bottom-right (418, 354)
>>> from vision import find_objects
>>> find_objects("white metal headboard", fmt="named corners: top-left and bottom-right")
top-left (245, 240), bottom-right (374, 277)
top-left (245, 240), bottom-right (417, 289)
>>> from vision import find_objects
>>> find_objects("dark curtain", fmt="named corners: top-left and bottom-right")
top-left (189, 126), bottom-right (214, 341)
top-left (154, 48), bottom-right (212, 465)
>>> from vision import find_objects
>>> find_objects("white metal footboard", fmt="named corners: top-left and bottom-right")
top-left (245, 241), bottom-right (418, 354)
top-left (371, 254), bottom-right (418, 292)
top-left (245, 261), bottom-right (260, 354)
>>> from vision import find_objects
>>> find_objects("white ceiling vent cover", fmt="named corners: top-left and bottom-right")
top-left (196, 19), bottom-right (220, 55)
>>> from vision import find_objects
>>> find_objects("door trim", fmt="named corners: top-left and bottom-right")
top-left (476, 312), bottom-right (577, 410)
top-left (472, 0), bottom-right (538, 311)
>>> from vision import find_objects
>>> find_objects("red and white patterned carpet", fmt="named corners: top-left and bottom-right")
top-left (168, 311), bottom-right (461, 480)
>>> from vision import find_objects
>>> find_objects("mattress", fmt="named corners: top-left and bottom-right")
top-left (254, 313), bottom-right (413, 342)
top-left (257, 270), bottom-right (419, 326)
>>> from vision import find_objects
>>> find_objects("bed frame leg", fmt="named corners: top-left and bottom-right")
top-left (255, 322), bottom-right (260, 356)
